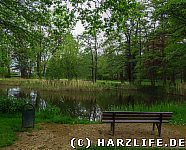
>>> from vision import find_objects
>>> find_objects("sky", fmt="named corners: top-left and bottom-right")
top-left (72, 20), bottom-right (85, 36)
top-left (68, 0), bottom-right (110, 37)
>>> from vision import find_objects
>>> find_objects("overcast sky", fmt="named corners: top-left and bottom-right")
top-left (69, 0), bottom-right (110, 37)
top-left (72, 20), bottom-right (85, 36)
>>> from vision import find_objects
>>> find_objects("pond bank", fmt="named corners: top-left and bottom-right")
top-left (1, 78), bottom-right (186, 97)
top-left (0, 78), bottom-right (142, 92)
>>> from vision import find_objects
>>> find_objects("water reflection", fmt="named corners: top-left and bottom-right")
top-left (8, 87), bottom-right (21, 97)
top-left (0, 86), bottom-right (185, 121)
top-left (6, 88), bottom-right (47, 110)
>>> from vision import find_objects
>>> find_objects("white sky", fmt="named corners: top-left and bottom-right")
top-left (72, 20), bottom-right (85, 36)
top-left (70, 0), bottom-right (110, 37)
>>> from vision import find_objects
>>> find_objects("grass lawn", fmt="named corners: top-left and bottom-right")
top-left (0, 114), bottom-right (22, 147)
top-left (0, 110), bottom-right (92, 147)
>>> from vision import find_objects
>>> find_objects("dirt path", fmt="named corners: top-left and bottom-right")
top-left (1, 123), bottom-right (186, 150)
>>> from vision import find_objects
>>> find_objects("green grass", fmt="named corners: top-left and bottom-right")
top-left (110, 102), bottom-right (186, 125)
top-left (0, 113), bottom-right (94, 147)
top-left (0, 96), bottom-right (95, 147)
top-left (0, 114), bottom-right (22, 147)
top-left (0, 113), bottom-right (93, 147)
top-left (36, 104), bottom-right (94, 124)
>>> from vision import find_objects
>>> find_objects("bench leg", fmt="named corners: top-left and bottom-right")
top-left (110, 122), bottom-right (115, 136)
top-left (155, 123), bottom-right (162, 137)
top-left (158, 123), bottom-right (162, 137)
top-left (152, 123), bottom-right (162, 137)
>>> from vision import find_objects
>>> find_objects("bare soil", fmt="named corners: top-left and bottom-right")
top-left (1, 123), bottom-right (186, 150)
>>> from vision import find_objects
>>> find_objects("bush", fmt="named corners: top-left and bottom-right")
top-left (0, 96), bottom-right (26, 114)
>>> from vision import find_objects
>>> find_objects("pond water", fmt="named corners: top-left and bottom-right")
top-left (0, 86), bottom-right (185, 121)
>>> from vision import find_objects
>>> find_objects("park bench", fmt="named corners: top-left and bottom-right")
top-left (101, 111), bottom-right (173, 137)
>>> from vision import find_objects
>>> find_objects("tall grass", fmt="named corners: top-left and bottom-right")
top-left (0, 78), bottom-right (137, 91)
top-left (1, 78), bottom-right (186, 95)
top-left (36, 104), bottom-right (91, 124)
top-left (110, 102), bottom-right (186, 125)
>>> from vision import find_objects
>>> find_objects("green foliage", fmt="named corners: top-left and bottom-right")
top-left (0, 67), bottom-right (7, 77)
top-left (46, 33), bottom-right (79, 80)
top-left (46, 56), bottom-right (63, 79)
top-left (77, 50), bottom-right (92, 79)
top-left (0, 96), bottom-right (25, 114)
top-left (0, 0), bottom-right (186, 86)
top-left (144, 0), bottom-right (186, 84)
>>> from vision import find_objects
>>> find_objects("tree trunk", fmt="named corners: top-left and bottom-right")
top-left (171, 71), bottom-right (176, 86)
top-left (183, 66), bottom-right (186, 83)
top-left (20, 67), bottom-right (28, 78)
top-left (120, 70), bottom-right (125, 83)
top-left (94, 34), bottom-right (97, 83)
top-left (6, 64), bottom-right (11, 78)
top-left (180, 70), bottom-right (183, 83)
top-left (91, 48), bottom-right (95, 83)
top-left (37, 52), bottom-right (41, 78)
top-left (125, 31), bottom-right (134, 84)
top-left (127, 43), bottom-right (133, 83)
top-left (138, 24), bottom-right (142, 85)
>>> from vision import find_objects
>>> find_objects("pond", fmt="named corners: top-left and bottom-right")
top-left (0, 86), bottom-right (185, 121)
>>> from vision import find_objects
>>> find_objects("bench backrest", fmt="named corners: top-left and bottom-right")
top-left (102, 111), bottom-right (173, 123)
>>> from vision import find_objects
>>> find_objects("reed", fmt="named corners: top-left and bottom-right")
top-left (0, 78), bottom-right (137, 92)
top-left (1, 78), bottom-right (185, 96)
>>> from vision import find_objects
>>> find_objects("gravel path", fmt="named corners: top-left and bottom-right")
top-left (1, 123), bottom-right (186, 150)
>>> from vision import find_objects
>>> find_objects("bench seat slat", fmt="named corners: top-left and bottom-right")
top-left (103, 111), bottom-right (172, 114)
top-left (115, 116), bottom-right (171, 118)
top-left (102, 120), bottom-right (169, 123)
top-left (114, 114), bottom-right (172, 117)
top-left (103, 118), bottom-right (169, 120)
top-left (102, 117), bottom-right (172, 119)
top-left (102, 112), bottom-right (172, 119)
top-left (102, 115), bottom-right (172, 117)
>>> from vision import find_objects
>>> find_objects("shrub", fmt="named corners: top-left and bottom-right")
top-left (0, 96), bottom-right (25, 114)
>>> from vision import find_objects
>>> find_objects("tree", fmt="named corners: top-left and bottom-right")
top-left (46, 33), bottom-right (79, 80)
top-left (152, 0), bottom-right (186, 84)
top-left (0, 0), bottom-right (76, 78)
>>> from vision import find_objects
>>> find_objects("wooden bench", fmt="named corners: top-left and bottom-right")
top-left (101, 111), bottom-right (173, 137)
